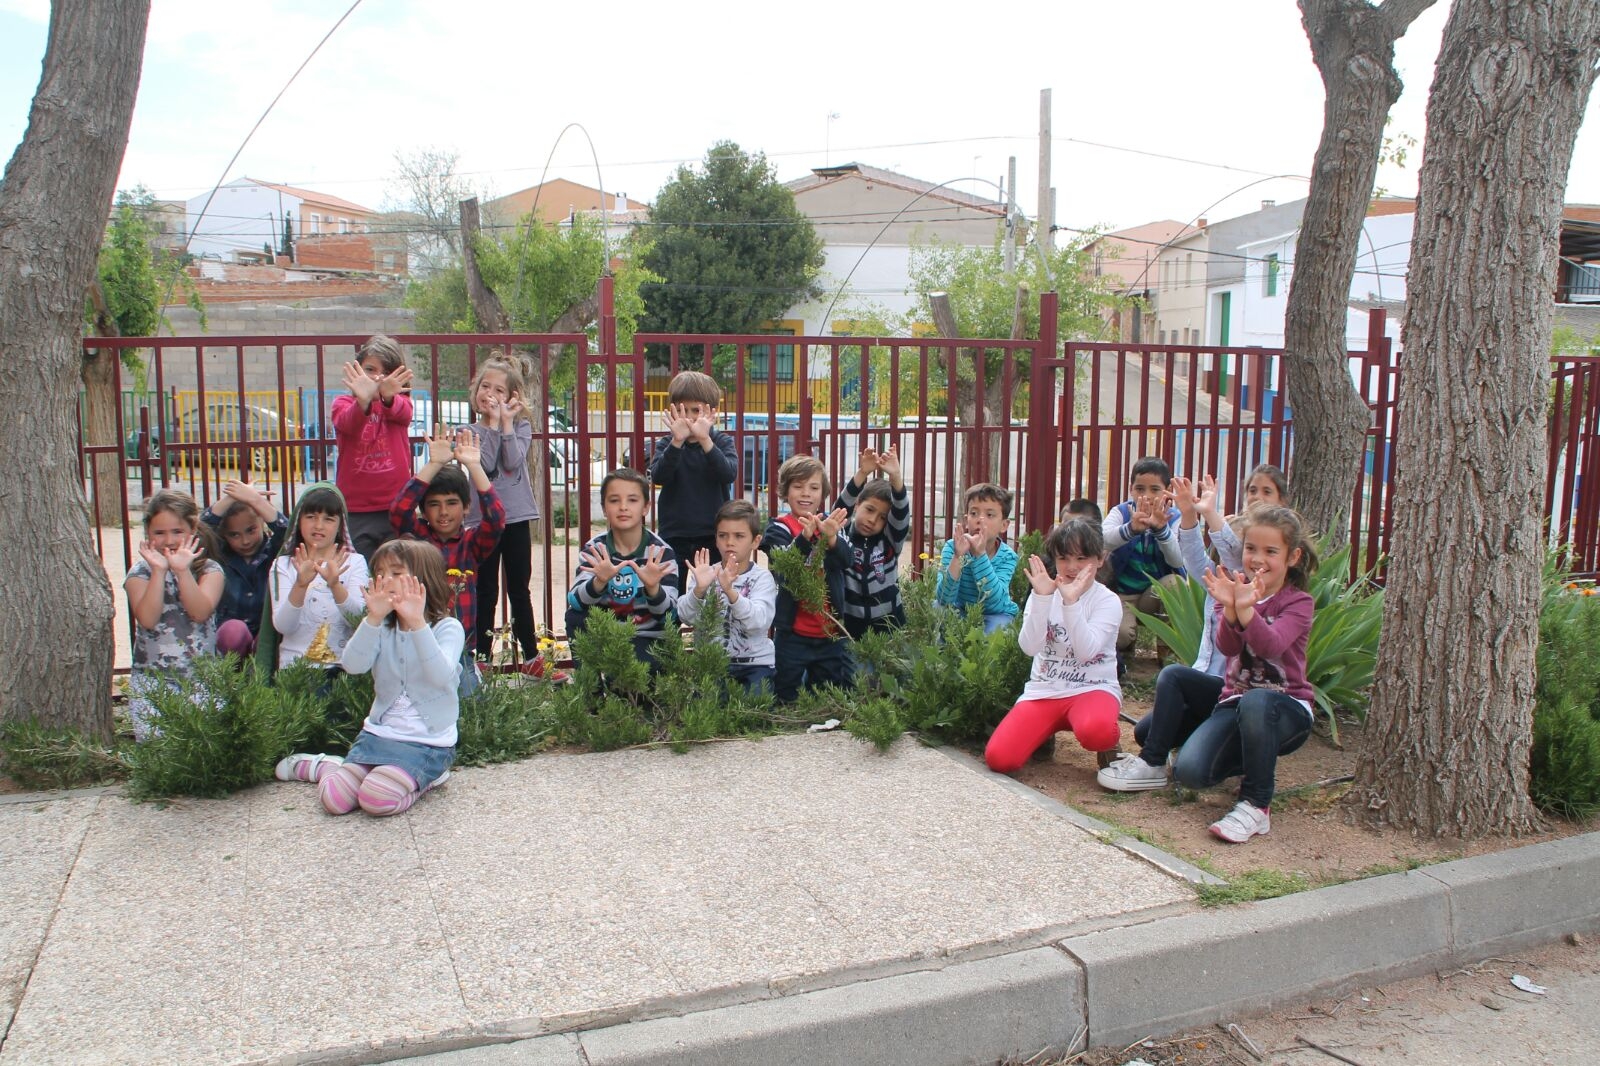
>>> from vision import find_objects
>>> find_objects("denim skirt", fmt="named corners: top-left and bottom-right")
top-left (345, 730), bottom-right (455, 789)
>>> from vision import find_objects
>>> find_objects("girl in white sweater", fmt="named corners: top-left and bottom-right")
top-left (275, 540), bottom-right (463, 817)
top-left (984, 518), bottom-right (1123, 773)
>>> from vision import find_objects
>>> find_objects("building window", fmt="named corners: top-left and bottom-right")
top-left (1159, 329), bottom-right (1167, 344)
top-left (340, 217), bottom-right (350, 233)
top-left (1264, 253), bottom-right (1280, 297)
top-left (749, 324), bottom-right (798, 384)
top-left (1184, 253), bottom-right (1193, 286)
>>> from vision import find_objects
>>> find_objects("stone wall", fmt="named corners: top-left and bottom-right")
top-left (142, 303), bottom-right (419, 395)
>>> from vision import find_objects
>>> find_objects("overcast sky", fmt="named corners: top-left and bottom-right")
top-left (2, 0), bottom-right (1597, 240)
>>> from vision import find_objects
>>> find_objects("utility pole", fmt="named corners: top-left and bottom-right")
top-left (1004, 156), bottom-right (1018, 272)
top-left (1038, 88), bottom-right (1053, 252)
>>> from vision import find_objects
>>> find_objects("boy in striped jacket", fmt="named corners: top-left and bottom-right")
top-left (836, 445), bottom-right (910, 640)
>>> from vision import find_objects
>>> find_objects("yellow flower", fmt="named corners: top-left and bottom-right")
top-left (447, 568), bottom-right (463, 577)
top-left (919, 553), bottom-right (931, 561)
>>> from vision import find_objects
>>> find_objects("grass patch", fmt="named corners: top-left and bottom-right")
top-left (1196, 868), bottom-right (1313, 906)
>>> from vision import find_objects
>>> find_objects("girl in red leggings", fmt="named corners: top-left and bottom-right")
top-left (985, 518), bottom-right (1123, 772)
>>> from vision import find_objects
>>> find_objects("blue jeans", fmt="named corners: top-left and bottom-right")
top-left (1139, 665), bottom-right (1313, 808)
top-left (773, 631), bottom-right (854, 703)
top-left (458, 648), bottom-right (479, 699)
top-left (982, 612), bottom-right (1016, 635)
top-left (729, 662), bottom-right (776, 696)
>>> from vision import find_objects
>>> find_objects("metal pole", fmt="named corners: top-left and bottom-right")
top-left (1038, 89), bottom-right (1053, 252)
top-left (1004, 155), bottom-right (1018, 273)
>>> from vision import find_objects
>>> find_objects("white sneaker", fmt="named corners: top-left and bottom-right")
top-left (274, 752), bottom-right (342, 782)
top-left (1209, 801), bottom-right (1271, 843)
top-left (1096, 753), bottom-right (1168, 792)
top-left (423, 769), bottom-right (451, 793)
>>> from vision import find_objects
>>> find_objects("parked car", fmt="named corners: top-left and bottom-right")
top-left (124, 401), bottom-right (303, 475)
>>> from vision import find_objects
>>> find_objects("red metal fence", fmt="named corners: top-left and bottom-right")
top-left (81, 290), bottom-right (1600, 644)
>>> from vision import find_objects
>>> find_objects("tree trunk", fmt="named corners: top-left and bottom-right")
top-left (1286, 0), bottom-right (1435, 539)
top-left (0, 0), bottom-right (152, 736)
top-left (84, 280), bottom-right (126, 528)
top-left (1352, 0), bottom-right (1600, 837)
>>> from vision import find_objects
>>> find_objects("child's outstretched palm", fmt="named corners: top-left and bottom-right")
top-left (689, 548), bottom-right (716, 591)
top-left (579, 542), bottom-right (621, 585)
top-left (314, 550), bottom-right (351, 586)
top-left (391, 573), bottom-right (427, 628)
top-left (877, 444), bottom-right (902, 482)
top-left (426, 429), bottom-right (455, 466)
top-left (167, 536), bottom-right (202, 572)
top-left (1056, 564), bottom-right (1096, 606)
top-left (716, 562), bottom-right (738, 601)
top-left (1025, 555), bottom-right (1057, 596)
top-left (1200, 566), bottom-right (1238, 608)
top-left (451, 428), bottom-right (481, 469)
top-left (365, 575), bottom-right (395, 623)
top-left (1195, 474), bottom-right (1219, 519)
top-left (341, 361), bottom-right (378, 405)
top-left (637, 544), bottom-right (673, 593)
top-left (377, 365), bottom-right (412, 402)
top-left (137, 540), bottom-right (169, 573)
top-left (291, 544), bottom-right (321, 585)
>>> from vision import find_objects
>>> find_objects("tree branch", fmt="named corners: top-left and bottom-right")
top-left (459, 197), bottom-right (509, 333)
top-left (1378, 0), bottom-right (1437, 36)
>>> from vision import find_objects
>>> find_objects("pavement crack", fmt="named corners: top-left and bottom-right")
top-left (407, 806), bottom-right (472, 1017)
top-left (0, 793), bottom-right (101, 1054)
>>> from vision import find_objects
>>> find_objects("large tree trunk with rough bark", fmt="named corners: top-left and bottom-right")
top-left (1352, 0), bottom-right (1600, 838)
top-left (1285, 0), bottom-right (1435, 539)
top-left (0, 0), bottom-right (151, 736)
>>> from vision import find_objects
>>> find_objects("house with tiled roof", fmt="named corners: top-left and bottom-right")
top-left (781, 162), bottom-right (1008, 336)
top-left (184, 178), bottom-right (401, 274)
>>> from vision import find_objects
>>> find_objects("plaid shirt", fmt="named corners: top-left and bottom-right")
top-left (390, 477), bottom-right (506, 646)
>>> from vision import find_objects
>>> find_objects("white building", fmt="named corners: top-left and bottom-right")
top-left (185, 177), bottom-right (378, 262)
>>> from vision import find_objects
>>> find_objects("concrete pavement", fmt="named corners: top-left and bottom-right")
top-left (3, 733), bottom-right (1598, 1066)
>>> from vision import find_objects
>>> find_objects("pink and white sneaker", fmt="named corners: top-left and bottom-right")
top-left (1209, 801), bottom-right (1271, 843)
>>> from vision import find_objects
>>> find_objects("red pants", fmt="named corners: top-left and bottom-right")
top-left (985, 690), bottom-right (1122, 773)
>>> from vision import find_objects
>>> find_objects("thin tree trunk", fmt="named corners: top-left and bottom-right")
top-left (84, 280), bottom-right (127, 528)
top-left (0, 0), bottom-right (152, 736)
top-left (929, 294), bottom-right (988, 488)
top-left (1352, 0), bottom-right (1600, 838)
top-left (1286, 0), bottom-right (1435, 538)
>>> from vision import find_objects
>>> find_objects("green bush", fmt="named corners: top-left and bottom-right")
top-left (0, 721), bottom-right (129, 790)
top-left (454, 673), bottom-right (556, 767)
top-left (554, 609), bottom-right (785, 753)
top-left (127, 657), bottom-right (353, 799)
top-left (1008, 529), bottom-right (1046, 608)
top-left (1530, 555), bottom-right (1600, 819)
top-left (1133, 576), bottom-right (1208, 669)
top-left (838, 559), bottom-right (1031, 750)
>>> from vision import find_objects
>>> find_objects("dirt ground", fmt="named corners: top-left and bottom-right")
top-left (1065, 936), bottom-right (1600, 1065)
top-left (1015, 655), bottom-right (1595, 884)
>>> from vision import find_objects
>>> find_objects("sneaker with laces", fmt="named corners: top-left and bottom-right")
top-left (1209, 801), bottom-right (1271, 843)
top-left (274, 752), bottom-right (342, 783)
top-left (1096, 753), bottom-right (1168, 791)
top-left (1096, 747), bottom-right (1122, 770)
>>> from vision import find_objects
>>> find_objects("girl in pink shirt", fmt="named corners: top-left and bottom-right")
top-left (331, 334), bottom-right (414, 560)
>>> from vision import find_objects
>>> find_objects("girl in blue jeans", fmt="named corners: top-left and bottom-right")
top-left (1097, 506), bottom-right (1318, 843)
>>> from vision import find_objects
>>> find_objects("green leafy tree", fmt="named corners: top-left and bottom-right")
top-left (639, 141), bottom-right (824, 336)
top-left (404, 213), bottom-right (653, 396)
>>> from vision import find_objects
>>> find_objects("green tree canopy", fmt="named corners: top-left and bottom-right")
top-left (89, 186), bottom-right (204, 366)
top-left (638, 141), bottom-right (824, 335)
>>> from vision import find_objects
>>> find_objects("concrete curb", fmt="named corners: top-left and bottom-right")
top-left (415, 949), bottom-right (1084, 1066)
top-left (401, 832), bottom-right (1600, 1066)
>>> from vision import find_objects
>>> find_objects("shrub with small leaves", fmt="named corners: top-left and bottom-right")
top-left (1530, 552), bottom-right (1600, 819)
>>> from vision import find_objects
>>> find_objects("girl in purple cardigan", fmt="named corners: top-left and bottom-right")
top-left (1097, 506), bottom-right (1318, 844)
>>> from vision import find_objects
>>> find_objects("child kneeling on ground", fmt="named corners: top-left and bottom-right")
top-left (275, 540), bottom-right (462, 817)
top-left (984, 518), bottom-right (1122, 773)
top-left (676, 500), bottom-right (778, 694)
top-left (1097, 505), bottom-right (1318, 844)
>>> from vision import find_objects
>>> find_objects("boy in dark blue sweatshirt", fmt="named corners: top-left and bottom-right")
top-left (649, 370), bottom-right (737, 592)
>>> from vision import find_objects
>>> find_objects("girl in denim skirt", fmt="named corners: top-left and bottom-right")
top-left (275, 539), bottom-right (462, 816)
